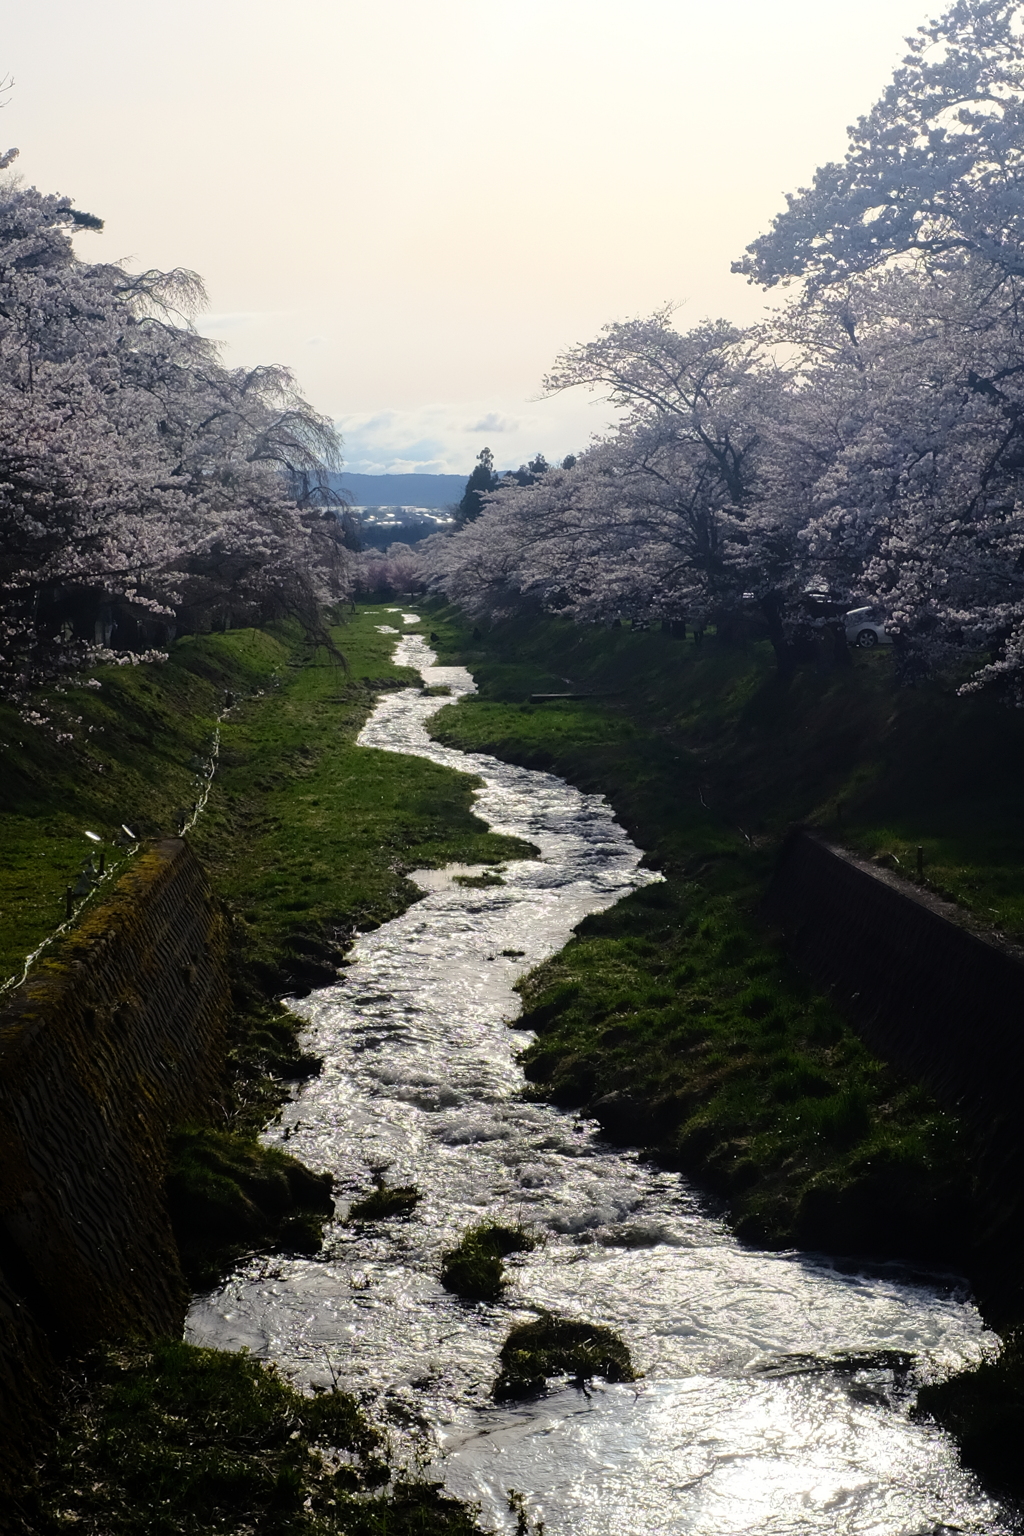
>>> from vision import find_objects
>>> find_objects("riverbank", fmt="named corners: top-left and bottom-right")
top-left (1, 609), bottom-right (529, 994)
top-left (422, 606), bottom-right (1001, 1263)
top-left (4, 606), bottom-right (523, 1531)
top-left (19, 1341), bottom-right (487, 1536)
top-left (182, 621), bottom-right (1009, 1533)
top-left (424, 607), bottom-right (1024, 934)
top-left (8, 599), bottom-right (1024, 1511)
top-left (421, 602), bottom-right (1024, 1497)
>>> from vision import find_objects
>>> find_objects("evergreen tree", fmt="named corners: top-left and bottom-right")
top-left (508, 453), bottom-right (550, 487)
top-left (455, 446), bottom-right (496, 526)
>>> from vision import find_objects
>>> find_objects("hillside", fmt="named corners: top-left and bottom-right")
top-left (331, 472), bottom-right (466, 508)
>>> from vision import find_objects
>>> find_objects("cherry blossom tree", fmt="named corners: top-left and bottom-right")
top-left (428, 311), bottom-right (817, 673)
top-left (353, 542), bottom-right (425, 597)
top-left (770, 264), bottom-right (1024, 690)
top-left (736, 0), bottom-right (1024, 292)
top-left (0, 150), bottom-right (349, 698)
top-left (735, 0), bottom-right (1024, 697)
top-left (409, 1), bottom-right (1024, 700)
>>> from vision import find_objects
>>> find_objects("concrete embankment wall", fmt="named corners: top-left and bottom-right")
top-left (0, 839), bottom-right (230, 1495)
top-left (766, 830), bottom-right (1024, 1127)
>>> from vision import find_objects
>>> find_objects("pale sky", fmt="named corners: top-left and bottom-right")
top-left (5, 0), bottom-right (934, 474)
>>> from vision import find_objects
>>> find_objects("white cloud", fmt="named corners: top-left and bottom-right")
top-left (464, 412), bottom-right (519, 434)
top-left (336, 394), bottom-right (622, 476)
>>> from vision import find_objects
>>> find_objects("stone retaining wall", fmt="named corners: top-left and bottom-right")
top-left (0, 839), bottom-right (230, 1498)
top-left (766, 829), bottom-right (1024, 1126)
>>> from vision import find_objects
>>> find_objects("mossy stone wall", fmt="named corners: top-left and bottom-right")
top-left (768, 830), bottom-right (1024, 1125)
top-left (0, 839), bottom-right (230, 1492)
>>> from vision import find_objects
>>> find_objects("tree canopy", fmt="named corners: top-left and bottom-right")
top-left (736, 0), bottom-right (1024, 289)
top-left (423, 1), bottom-right (1024, 701)
top-left (0, 151), bottom-right (349, 700)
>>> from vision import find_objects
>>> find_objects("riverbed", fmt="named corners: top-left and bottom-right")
top-left (187, 620), bottom-right (1013, 1535)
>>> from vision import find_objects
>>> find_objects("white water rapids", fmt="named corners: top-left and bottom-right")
top-left (187, 622), bottom-right (1014, 1535)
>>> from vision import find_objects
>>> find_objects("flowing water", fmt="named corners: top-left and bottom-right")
top-left (187, 618), bottom-right (1015, 1535)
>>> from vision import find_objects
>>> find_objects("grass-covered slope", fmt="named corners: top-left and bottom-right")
top-left (421, 604), bottom-right (1024, 1265)
top-left (16, 1340), bottom-right (486, 1536)
top-left (515, 881), bottom-right (969, 1258)
top-left (425, 606), bottom-right (1024, 936)
top-left (0, 606), bottom-right (531, 993)
top-left (0, 626), bottom-right (286, 986)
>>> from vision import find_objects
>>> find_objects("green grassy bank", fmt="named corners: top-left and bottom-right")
top-left (1, 607), bottom-right (528, 992)
top-left (423, 604), bottom-right (1023, 1262)
top-left (425, 607), bottom-right (1024, 934)
top-left (4, 604), bottom-right (518, 1532)
top-left (421, 602), bottom-right (1024, 1497)
top-left (17, 1341), bottom-right (486, 1536)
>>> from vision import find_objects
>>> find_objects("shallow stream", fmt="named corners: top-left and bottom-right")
top-left (187, 620), bottom-right (1014, 1535)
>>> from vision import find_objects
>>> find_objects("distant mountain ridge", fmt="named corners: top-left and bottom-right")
top-left (330, 472), bottom-right (465, 508)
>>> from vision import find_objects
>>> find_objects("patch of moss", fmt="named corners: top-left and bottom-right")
top-left (19, 1340), bottom-right (487, 1535)
top-left (452, 870), bottom-right (505, 888)
top-left (440, 1222), bottom-right (537, 1301)
top-left (494, 1313), bottom-right (637, 1399)
top-left (165, 1126), bottom-right (335, 1288)
top-left (348, 1183), bottom-right (422, 1222)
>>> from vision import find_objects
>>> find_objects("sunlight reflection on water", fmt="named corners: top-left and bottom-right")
top-left (186, 629), bottom-right (1012, 1535)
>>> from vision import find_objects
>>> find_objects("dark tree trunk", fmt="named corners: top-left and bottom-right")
top-left (828, 621), bottom-right (853, 669)
top-left (759, 594), bottom-right (795, 680)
